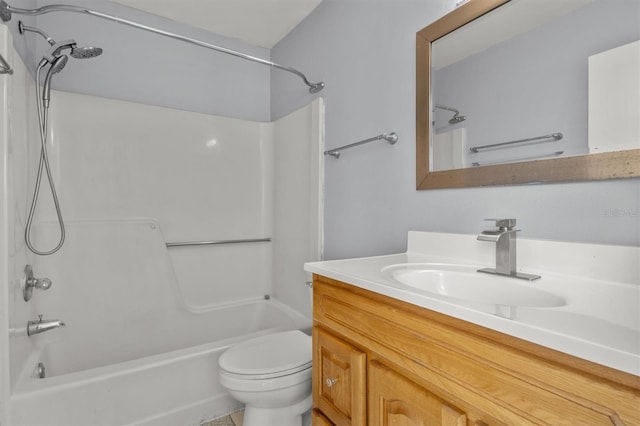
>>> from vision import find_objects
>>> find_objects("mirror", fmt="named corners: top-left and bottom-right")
top-left (416, 0), bottom-right (640, 189)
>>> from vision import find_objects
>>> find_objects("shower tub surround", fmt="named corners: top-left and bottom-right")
top-left (1, 30), bottom-right (324, 425)
top-left (11, 220), bottom-right (310, 425)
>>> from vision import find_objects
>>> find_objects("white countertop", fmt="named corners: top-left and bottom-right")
top-left (305, 232), bottom-right (640, 376)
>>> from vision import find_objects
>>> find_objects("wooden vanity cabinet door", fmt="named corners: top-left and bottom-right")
top-left (369, 360), bottom-right (468, 426)
top-left (313, 327), bottom-right (366, 425)
top-left (311, 408), bottom-right (334, 425)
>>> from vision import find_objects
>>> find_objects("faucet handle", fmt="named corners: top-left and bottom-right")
top-left (23, 265), bottom-right (53, 302)
top-left (484, 218), bottom-right (516, 229)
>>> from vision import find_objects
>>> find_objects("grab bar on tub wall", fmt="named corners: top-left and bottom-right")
top-left (166, 238), bottom-right (271, 248)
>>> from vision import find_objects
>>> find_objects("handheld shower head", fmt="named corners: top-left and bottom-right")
top-left (49, 54), bottom-right (68, 74)
top-left (47, 39), bottom-right (78, 60)
top-left (43, 55), bottom-right (68, 107)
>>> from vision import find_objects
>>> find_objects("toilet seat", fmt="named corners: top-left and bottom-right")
top-left (219, 330), bottom-right (311, 380)
top-left (219, 364), bottom-right (312, 393)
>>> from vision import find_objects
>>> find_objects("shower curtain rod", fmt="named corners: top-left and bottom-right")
top-left (0, 1), bottom-right (325, 93)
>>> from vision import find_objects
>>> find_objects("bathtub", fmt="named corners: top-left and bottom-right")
top-left (10, 298), bottom-right (310, 426)
top-left (9, 220), bottom-right (311, 425)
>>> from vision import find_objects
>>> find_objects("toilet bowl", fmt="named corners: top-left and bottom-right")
top-left (218, 330), bottom-right (312, 426)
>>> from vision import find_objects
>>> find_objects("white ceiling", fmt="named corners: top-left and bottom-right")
top-left (113, 0), bottom-right (322, 49)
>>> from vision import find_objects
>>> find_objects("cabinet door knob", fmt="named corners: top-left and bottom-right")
top-left (325, 377), bottom-right (338, 387)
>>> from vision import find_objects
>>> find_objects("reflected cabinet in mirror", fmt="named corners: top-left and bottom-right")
top-left (416, 0), bottom-right (640, 189)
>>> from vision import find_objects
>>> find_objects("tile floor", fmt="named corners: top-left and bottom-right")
top-left (201, 410), bottom-right (243, 426)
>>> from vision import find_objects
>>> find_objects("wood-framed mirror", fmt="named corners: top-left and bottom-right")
top-left (416, 0), bottom-right (640, 190)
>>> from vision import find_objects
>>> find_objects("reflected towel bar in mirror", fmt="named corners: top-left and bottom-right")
top-left (325, 132), bottom-right (398, 159)
top-left (469, 132), bottom-right (563, 153)
top-left (166, 238), bottom-right (271, 248)
top-left (472, 151), bottom-right (565, 167)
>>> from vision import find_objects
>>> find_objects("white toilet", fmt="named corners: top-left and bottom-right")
top-left (218, 329), bottom-right (313, 426)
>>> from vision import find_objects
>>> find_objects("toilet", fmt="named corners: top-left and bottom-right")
top-left (218, 330), bottom-right (313, 426)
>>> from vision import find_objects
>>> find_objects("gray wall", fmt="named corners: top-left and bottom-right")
top-left (271, 0), bottom-right (640, 259)
top-left (6, 0), bottom-right (272, 121)
top-left (6, 0), bottom-right (639, 259)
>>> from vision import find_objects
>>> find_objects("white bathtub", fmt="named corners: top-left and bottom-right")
top-left (9, 220), bottom-right (311, 425)
top-left (10, 298), bottom-right (310, 426)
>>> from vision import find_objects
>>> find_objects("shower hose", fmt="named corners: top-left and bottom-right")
top-left (24, 62), bottom-right (65, 255)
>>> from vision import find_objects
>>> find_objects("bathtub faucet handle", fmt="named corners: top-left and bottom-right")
top-left (23, 264), bottom-right (53, 302)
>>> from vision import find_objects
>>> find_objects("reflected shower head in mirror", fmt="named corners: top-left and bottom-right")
top-left (448, 114), bottom-right (466, 124)
top-left (435, 104), bottom-right (466, 124)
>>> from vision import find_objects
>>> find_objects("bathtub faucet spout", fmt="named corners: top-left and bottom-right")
top-left (27, 315), bottom-right (66, 336)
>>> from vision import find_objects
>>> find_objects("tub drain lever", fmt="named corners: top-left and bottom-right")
top-left (23, 264), bottom-right (53, 302)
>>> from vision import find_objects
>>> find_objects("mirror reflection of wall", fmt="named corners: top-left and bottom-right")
top-left (589, 39), bottom-right (640, 154)
top-left (431, 0), bottom-right (640, 172)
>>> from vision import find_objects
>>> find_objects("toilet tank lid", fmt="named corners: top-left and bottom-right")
top-left (219, 330), bottom-right (311, 376)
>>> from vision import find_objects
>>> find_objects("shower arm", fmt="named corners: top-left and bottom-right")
top-left (18, 21), bottom-right (56, 45)
top-left (435, 104), bottom-right (461, 117)
top-left (434, 103), bottom-right (466, 124)
top-left (0, 1), bottom-right (325, 93)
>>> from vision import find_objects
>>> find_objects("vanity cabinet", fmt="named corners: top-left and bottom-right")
top-left (313, 326), bottom-right (366, 425)
top-left (368, 360), bottom-right (468, 425)
top-left (311, 409), bottom-right (334, 426)
top-left (312, 275), bottom-right (640, 425)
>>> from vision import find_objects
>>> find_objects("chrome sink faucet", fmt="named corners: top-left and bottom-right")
top-left (477, 218), bottom-right (540, 281)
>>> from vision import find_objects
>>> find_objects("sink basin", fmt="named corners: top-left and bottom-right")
top-left (382, 263), bottom-right (566, 308)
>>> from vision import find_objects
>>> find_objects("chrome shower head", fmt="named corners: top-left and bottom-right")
top-left (70, 46), bottom-right (103, 59)
top-left (18, 21), bottom-right (102, 60)
top-left (46, 41), bottom-right (102, 62)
